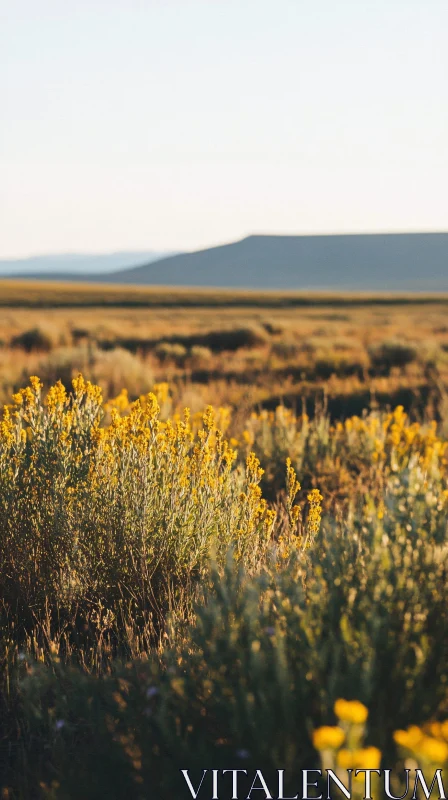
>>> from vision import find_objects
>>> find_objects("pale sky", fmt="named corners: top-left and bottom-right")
top-left (1, 0), bottom-right (447, 258)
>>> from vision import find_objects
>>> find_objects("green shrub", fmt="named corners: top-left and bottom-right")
top-left (13, 498), bottom-right (448, 797)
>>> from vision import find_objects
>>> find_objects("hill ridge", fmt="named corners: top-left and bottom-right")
top-left (3, 232), bottom-right (448, 291)
top-left (103, 232), bottom-right (448, 290)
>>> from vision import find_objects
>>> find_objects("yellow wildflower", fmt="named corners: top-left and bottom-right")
top-left (419, 737), bottom-right (448, 764)
top-left (393, 725), bottom-right (423, 751)
top-left (30, 376), bottom-right (43, 393)
top-left (306, 489), bottom-right (323, 540)
top-left (313, 726), bottom-right (345, 751)
top-left (337, 747), bottom-right (381, 770)
top-left (334, 699), bottom-right (368, 725)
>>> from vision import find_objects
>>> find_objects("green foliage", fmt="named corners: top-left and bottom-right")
top-left (9, 499), bottom-right (448, 797)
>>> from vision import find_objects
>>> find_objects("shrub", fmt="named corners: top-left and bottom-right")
top-left (189, 345), bottom-right (213, 364)
top-left (262, 319), bottom-right (285, 335)
top-left (71, 326), bottom-right (90, 343)
top-left (0, 376), bottom-right (280, 647)
top-left (99, 327), bottom-right (269, 358)
top-left (369, 339), bottom-right (419, 373)
top-left (199, 326), bottom-right (269, 352)
top-left (270, 339), bottom-right (301, 359)
top-left (154, 341), bottom-right (187, 365)
top-left (332, 336), bottom-right (358, 351)
top-left (11, 326), bottom-right (53, 353)
top-left (91, 347), bottom-right (155, 397)
top-left (36, 346), bottom-right (154, 398)
top-left (244, 403), bottom-right (448, 502)
top-left (312, 352), bottom-right (367, 380)
top-left (14, 507), bottom-right (448, 796)
top-left (415, 339), bottom-right (444, 368)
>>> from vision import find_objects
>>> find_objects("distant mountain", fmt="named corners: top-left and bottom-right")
top-left (2, 233), bottom-right (448, 291)
top-left (101, 233), bottom-right (447, 291)
top-left (0, 251), bottom-right (175, 277)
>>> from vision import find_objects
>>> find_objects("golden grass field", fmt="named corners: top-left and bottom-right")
top-left (2, 278), bottom-right (448, 306)
top-left (1, 280), bottom-right (448, 418)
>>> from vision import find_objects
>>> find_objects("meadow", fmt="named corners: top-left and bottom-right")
top-left (2, 282), bottom-right (448, 417)
top-left (0, 281), bottom-right (447, 798)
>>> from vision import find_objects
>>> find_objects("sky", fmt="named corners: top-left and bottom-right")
top-left (1, 0), bottom-right (447, 258)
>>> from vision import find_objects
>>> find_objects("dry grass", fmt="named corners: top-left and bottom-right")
top-left (1, 278), bottom-right (448, 307)
top-left (1, 285), bottom-right (448, 423)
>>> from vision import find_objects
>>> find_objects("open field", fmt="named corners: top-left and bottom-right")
top-left (0, 283), bottom-right (447, 797)
top-left (1, 283), bottom-right (448, 417)
top-left (2, 278), bottom-right (448, 306)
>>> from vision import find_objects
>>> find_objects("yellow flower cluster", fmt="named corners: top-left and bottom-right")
top-left (0, 375), bottom-right (287, 595)
top-left (285, 457), bottom-right (302, 530)
top-left (334, 698), bottom-right (369, 725)
top-left (313, 699), bottom-right (381, 779)
top-left (339, 405), bottom-right (447, 473)
top-left (306, 489), bottom-right (323, 543)
top-left (244, 402), bottom-right (448, 538)
top-left (278, 459), bottom-right (322, 557)
top-left (313, 726), bottom-right (345, 751)
top-left (0, 377), bottom-right (329, 600)
top-left (246, 402), bottom-right (448, 482)
top-left (394, 721), bottom-right (448, 765)
top-left (337, 747), bottom-right (381, 770)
